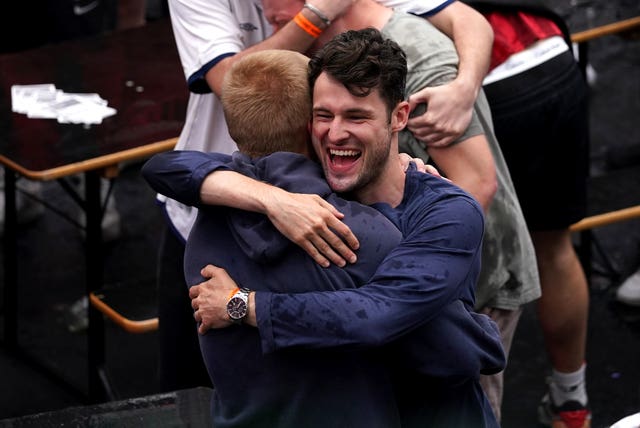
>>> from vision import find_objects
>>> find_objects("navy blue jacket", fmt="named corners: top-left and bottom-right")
top-left (143, 151), bottom-right (505, 428)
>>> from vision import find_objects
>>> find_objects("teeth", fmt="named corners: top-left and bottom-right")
top-left (330, 149), bottom-right (359, 156)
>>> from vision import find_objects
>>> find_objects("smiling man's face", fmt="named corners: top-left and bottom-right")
top-left (310, 72), bottom-right (397, 197)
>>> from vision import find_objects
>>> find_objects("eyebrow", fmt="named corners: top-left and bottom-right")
top-left (312, 106), bottom-right (375, 116)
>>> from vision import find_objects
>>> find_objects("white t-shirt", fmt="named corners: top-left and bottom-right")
top-left (165, 0), bottom-right (453, 240)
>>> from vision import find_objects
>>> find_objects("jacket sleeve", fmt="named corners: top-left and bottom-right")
top-left (390, 301), bottom-right (506, 379)
top-left (256, 194), bottom-right (485, 352)
top-left (141, 150), bottom-right (233, 207)
top-left (256, 191), bottom-right (506, 378)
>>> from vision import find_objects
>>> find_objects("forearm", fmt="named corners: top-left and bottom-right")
top-left (206, 1), bottom-right (351, 96)
top-left (256, 197), bottom-right (484, 352)
top-left (427, 134), bottom-right (497, 212)
top-left (205, 23), bottom-right (315, 96)
top-left (197, 252), bottom-right (503, 378)
top-left (199, 170), bottom-right (283, 214)
top-left (428, 1), bottom-right (493, 98)
top-left (251, 284), bottom-right (504, 379)
top-left (146, 150), bottom-right (358, 267)
top-left (143, 150), bottom-right (283, 214)
top-left (255, 258), bottom-right (470, 352)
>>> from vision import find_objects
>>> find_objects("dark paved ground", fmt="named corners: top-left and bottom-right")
top-left (1, 1), bottom-right (639, 427)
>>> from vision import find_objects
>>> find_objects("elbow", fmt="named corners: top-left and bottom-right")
top-left (141, 159), bottom-right (161, 191)
top-left (467, 173), bottom-right (497, 213)
top-left (480, 14), bottom-right (494, 47)
top-left (467, 4), bottom-right (494, 47)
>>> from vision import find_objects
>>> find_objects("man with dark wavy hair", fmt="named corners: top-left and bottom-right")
top-left (145, 29), bottom-right (504, 428)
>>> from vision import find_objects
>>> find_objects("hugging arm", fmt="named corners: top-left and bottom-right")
top-left (171, 0), bottom-right (354, 97)
top-left (427, 133), bottom-right (497, 212)
top-left (190, 192), bottom-right (504, 377)
top-left (252, 195), bottom-right (484, 351)
top-left (408, 1), bottom-right (493, 146)
top-left (144, 151), bottom-right (504, 377)
top-left (142, 151), bottom-right (359, 267)
top-left (191, 261), bottom-right (505, 379)
top-left (143, 151), bottom-right (484, 351)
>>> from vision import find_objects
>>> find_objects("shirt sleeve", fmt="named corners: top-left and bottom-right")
top-left (141, 150), bottom-right (233, 206)
top-left (168, 0), bottom-right (262, 93)
top-left (256, 188), bottom-right (485, 353)
top-left (379, 0), bottom-right (454, 16)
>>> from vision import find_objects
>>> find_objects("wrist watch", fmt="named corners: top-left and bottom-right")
top-left (226, 287), bottom-right (251, 324)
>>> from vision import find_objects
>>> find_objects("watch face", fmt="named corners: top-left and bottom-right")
top-left (227, 296), bottom-right (248, 321)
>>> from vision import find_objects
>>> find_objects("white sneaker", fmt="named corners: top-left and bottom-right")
top-left (616, 268), bottom-right (640, 307)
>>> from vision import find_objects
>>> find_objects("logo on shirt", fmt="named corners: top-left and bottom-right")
top-left (73, 0), bottom-right (99, 15)
top-left (239, 22), bottom-right (258, 32)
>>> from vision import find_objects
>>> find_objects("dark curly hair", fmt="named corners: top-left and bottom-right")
top-left (308, 28), bottom-right (407, 116)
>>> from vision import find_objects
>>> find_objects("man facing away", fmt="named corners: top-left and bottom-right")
top-left (144, 32), bottom-right (505, 427)
top-left (178, 49), bottom-right (404, 428)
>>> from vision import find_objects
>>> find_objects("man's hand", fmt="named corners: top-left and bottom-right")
top-left (406, 79), bottom-right (475, 147)
top-left (264, 188), bottom-right (360, 268)
top-left (189, 265), bottom-right (239, 334)
top-left (200, 171), bottom-right (359, 268)
top-left (398, 153), bottom-right (450, 181)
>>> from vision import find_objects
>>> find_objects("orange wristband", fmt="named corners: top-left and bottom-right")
top-left (293, 12), bottom-right (322, 38)
top-left (227, 287), bottom-right (240, 301)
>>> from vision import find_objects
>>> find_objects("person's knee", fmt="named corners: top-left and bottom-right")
top-left (532, 230), bottom-right (577, 267)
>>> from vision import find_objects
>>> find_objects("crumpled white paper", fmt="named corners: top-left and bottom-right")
top-left (11, 84), bottom-right (117, 125)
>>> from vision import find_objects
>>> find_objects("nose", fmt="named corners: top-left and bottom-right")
top-left (327, 117), bottom-right (349, 143)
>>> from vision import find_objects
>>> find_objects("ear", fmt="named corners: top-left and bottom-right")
top-left (391, 100), bottom-right (410, 132)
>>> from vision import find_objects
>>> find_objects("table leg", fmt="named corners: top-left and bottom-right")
top-left (2, 169), bottom-right (118, 401)
top-left (577, 42), bottom-right (589, 79)
top-left (84, 170), bottom-right (111, 402)
top-left (3, 166), bottom-right (17, 348)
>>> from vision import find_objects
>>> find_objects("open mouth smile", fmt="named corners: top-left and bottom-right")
top-left (329, 148), bottom-right (361, 163)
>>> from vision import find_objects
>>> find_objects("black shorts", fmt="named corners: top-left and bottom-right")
top-left (484, 50), bottom-right (589, 231)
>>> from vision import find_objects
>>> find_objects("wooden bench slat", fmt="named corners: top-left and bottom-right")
top-left (571, 16), bottom-right (640, 44)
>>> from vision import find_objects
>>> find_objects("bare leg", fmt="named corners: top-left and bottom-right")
top-left (532, 229), bottom-right (589, 373)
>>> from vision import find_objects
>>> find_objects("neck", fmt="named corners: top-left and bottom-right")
top-left (354, 153), bottom-right (406, 208)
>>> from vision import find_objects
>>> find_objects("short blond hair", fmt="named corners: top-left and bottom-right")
top-left (221, 49), bottom-right (311, 157)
